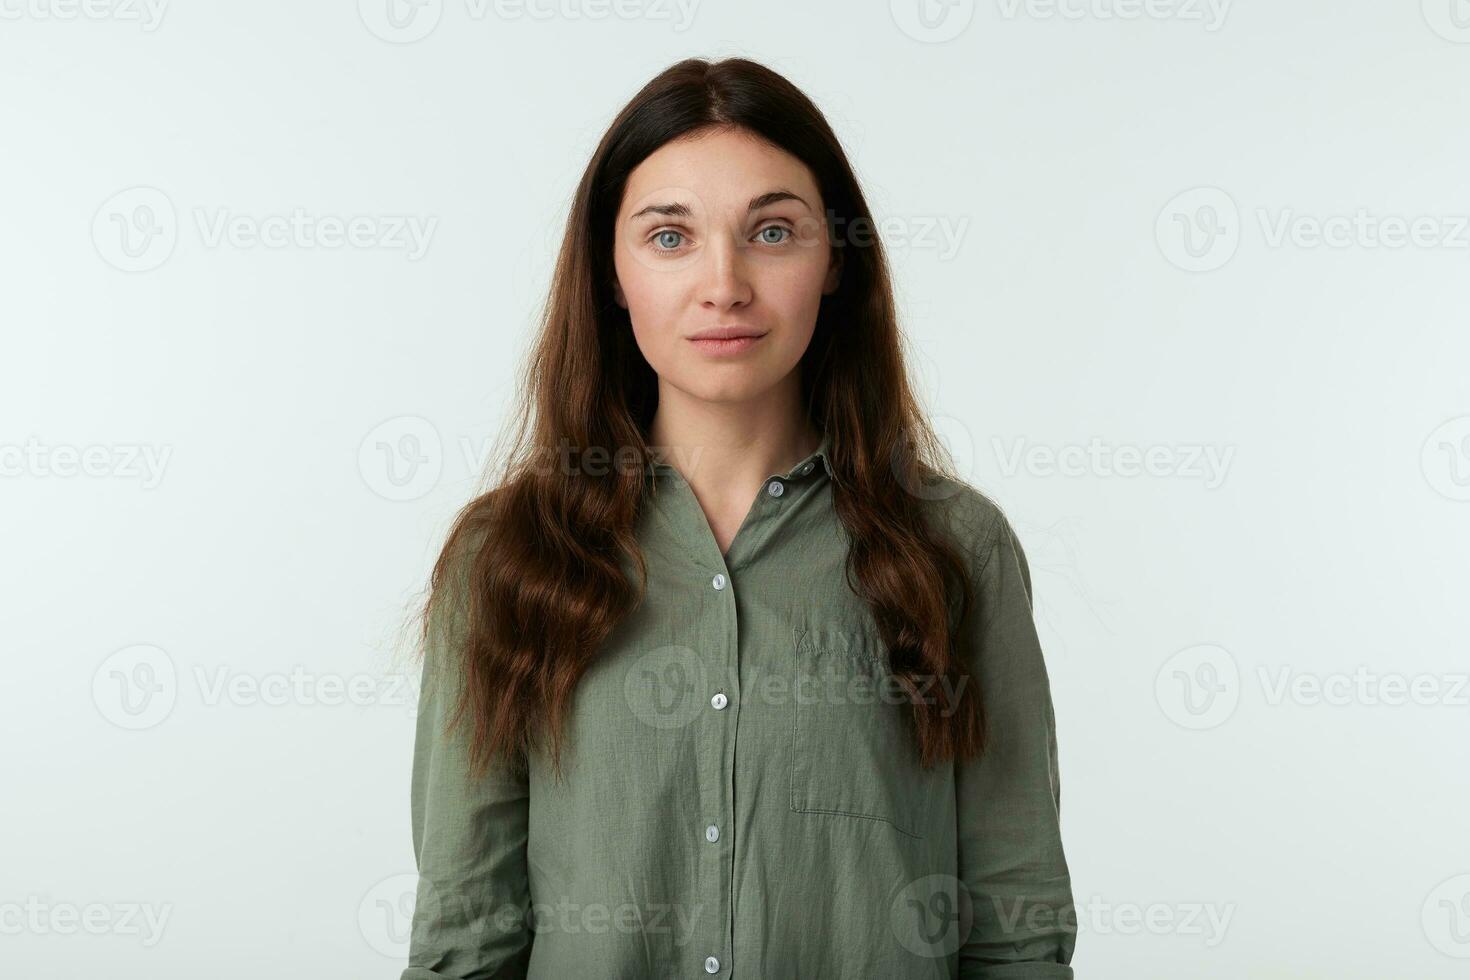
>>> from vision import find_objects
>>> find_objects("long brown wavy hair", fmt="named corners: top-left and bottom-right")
top-left (418, 56), bottom-right (988, 783)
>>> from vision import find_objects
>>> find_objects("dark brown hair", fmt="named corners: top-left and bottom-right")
top-left (418, 56), bottom-right (985, 782)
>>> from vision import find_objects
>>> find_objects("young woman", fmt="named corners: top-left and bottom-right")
top-left (401, 57), bottom-right (1075, 980)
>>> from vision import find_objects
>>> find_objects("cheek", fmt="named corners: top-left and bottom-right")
top-left (614, 245), bottom-right (685, 366)
top-left (751, 246), bottom-right (831, 335)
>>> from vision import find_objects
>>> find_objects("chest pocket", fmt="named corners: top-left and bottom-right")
top-left (789, 625), bottom-right (942, 839)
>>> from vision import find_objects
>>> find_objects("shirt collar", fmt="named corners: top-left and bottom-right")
top-left (783, 428), bottom-right (835, 481)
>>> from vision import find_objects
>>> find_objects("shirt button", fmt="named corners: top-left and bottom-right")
top-left (711, 573), bottom-right (726, 591)
top-left (799, 462), bottom-right (813, 475)
top-left (705, 824), bottom-right (720, 842)
top-left (710, 692), bottom-right (728, 710)
top-left (766, 479), bottom-right (784, 497)
top-left (705, 956), bottom-right (720, 973)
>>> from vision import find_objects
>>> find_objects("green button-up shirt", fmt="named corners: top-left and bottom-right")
top-left (402, 431), bottom-right (1076, 979)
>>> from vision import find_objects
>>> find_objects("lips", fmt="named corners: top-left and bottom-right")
top-left (687, 325), bottom-right (768, 341)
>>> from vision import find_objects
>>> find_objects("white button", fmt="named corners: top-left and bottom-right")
top-left (705, 824), bottom-right (720, 842)
top-left (711, 573), bottom-right (726, 590)
top-left (799, 462), bottom-right (813, 475)
top-left (710, 692), bottom-right (728, 710)
top-left (705, 956), bottom-right (720, 973)
top-left (767, 480), bottom-right (783, 497)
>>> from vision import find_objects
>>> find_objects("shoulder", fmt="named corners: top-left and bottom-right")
top-left (916, 472), bottom-right (1011, 562)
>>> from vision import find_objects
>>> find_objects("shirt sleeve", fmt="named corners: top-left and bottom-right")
top-left (954, 510), bottom-right (1077, 978)
top-left (400, 558), bottom-right (534, 980)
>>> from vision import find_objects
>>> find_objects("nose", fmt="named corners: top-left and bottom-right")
top-left (699, 233), bottom-right (753, 311)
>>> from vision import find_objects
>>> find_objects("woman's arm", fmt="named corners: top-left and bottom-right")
top-left (401, 563), bottom-right (533, 980)
top-left (955, 509), bottom-right (1077, 978)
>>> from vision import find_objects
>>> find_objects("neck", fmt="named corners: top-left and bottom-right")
top-left (647, 382), bottom-right (819, 488)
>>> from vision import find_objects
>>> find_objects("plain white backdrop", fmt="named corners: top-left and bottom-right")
top-left (3, 1), bottom-right (1469, 977)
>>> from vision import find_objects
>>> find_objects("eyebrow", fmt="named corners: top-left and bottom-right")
top-left (627, 189), bottom-right (810, 222)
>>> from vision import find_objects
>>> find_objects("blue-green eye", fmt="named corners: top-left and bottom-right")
top-left (758, 226), bottom-right (792, 245)
top-left (651, 230), bottom-right (685, 251)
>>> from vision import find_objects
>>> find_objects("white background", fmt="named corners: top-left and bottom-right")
top-left (3, 1), bottom-right (1469, 977)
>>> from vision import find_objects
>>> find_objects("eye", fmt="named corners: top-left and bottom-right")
top-left (648, 229), bottom-right (686, 252)
top-left (756, 224), bottom-right (792, 246)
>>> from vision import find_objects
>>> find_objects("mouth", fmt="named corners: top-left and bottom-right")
top-left (687, 326), bottom-right (769, 355)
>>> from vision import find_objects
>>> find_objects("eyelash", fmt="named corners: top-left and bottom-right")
top-left (646, 223), bottom-right (794, 254)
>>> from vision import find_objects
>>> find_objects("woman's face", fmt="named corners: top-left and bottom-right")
top-left (611, 126), bottom-right (841, 406)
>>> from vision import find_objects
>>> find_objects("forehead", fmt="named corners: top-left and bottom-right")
top-left (620, 127), bottom-right (821, 216)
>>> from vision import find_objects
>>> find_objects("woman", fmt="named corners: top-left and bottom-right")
top-left (401, 57), bottom-right (1075, 979)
